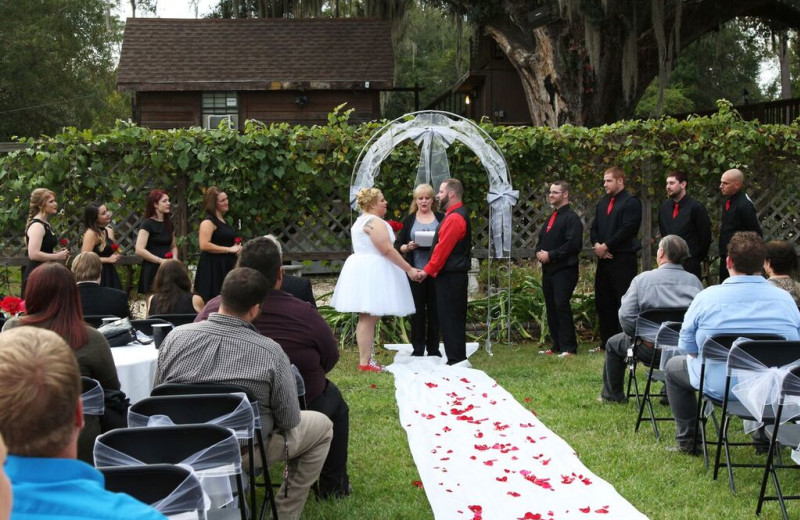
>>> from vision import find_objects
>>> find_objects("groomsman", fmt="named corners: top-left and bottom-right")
top-left (658, 171), bottom-right (711, 279)
top-left (535, 181), bottom-right (583, 357)
top-left (718, 168), bottom-right (761, 282)
top-left (589, 166), bottom-right (642, 352)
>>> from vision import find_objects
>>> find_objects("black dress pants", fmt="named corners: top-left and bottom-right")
top-left (682, 256), bottom-right (702, 281)
top-left (307, 380), bottom-right (350, 497)
top-left (594, 253), bottom-right (637, 348)
top-left (542, 266), bottom-right (579, 353)
top-left (409, 276), bottom-right (440, 356)
top-left (435, 271), bottom-right (468, 365)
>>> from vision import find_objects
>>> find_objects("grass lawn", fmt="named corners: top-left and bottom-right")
top-left (298, 342), bottom-right (800, 520)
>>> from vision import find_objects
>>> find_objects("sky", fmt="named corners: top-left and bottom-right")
top-left (117, 0), bottom-right (218, 19)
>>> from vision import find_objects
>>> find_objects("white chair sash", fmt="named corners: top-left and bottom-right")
top-left (81, 379), bottom-right (105, 416)
top-left (94, 434), bottom-right (241, 508)
top-left (151, 464), bottom-right (210, 520)
top-left (728, 341), bottom-right (800, 433)
top-left (127, 393), bottom-right (254, 440)
top-left (654, 322), bottom-right (681, 371)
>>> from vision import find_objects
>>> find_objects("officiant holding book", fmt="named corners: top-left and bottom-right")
top-left (396, 184), bottom-right (445, 357)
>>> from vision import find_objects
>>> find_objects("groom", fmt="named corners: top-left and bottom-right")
top-left (421, 178), bottom-right (471, 367)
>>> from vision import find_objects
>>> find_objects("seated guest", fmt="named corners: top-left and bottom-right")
top-left (3, 263), bottom-right (121, 464)
top-left (71, 252), bottom-right (130, 319)
top-left (600, 235), bottom-right (702, 403)
top-left (0, 326), bottom-right (165, 519)
top-left (281, 272), bottom-right (316, 306)
top-left (156, 268), bottom-right (333, 520)
top-left (196, 236), bottom-right (350, 498)
top-left (146, 259), bottom-right (204, 316)
top-left (764, 240), bottom-right (800, 306)
top-left (665, 232), bottom-right (800, 454)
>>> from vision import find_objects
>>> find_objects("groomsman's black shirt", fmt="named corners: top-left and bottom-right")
top-left (658, 195), bottom-right (712, 261)
top-left (589, 188), bottom-right (642, 254)
top-left (719, 190), bottom-right (761, 257)
top-left (535, 204), bottom-right (583, 273)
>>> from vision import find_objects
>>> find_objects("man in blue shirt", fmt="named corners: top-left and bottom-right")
top-left (665, 232), bottom-right (800, 454)
top-left (0, 326), bottom-right (165, 519)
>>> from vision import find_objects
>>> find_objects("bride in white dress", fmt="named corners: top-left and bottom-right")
top-left (331, 188), bottom-right (419, 372)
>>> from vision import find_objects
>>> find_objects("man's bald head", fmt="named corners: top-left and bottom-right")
top-left (720, 168), bottom-right (744, 197)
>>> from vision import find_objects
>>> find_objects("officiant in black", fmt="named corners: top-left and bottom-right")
top-left (396, 184), bottom-right (445, 357)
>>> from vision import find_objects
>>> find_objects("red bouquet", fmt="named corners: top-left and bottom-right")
top-left (387, 220), bottom-right (403, 232)
top-left (234, 237), bottom-right (242, 245)
top-left (110, 243), bottom-right (120, 253)
top-left (60, 238), bottom-right (69, 247)
top-left (164, 252), bottom-right (173, 259)
top-left (0, 296), bottom-right (25, 317)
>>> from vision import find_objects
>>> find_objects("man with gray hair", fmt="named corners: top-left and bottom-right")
top-left (599, 235), bottom-right (703, 403)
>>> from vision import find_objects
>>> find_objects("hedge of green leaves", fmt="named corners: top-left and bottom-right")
top-left (1, 101), bottom-right (798, 258)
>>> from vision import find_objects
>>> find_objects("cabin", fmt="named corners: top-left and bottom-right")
top-left (116, 17), bottom-right (394, 129)
top-left (427, 32), bottom-right (531, 125)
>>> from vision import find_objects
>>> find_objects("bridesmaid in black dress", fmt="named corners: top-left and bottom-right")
top-left (21, 188), bottom-right (69, 297)
top-left (134, 189), bottom-right (178, 294)
top-left (81, 202), bottom-right (122, 290)
top-left (194, 186), bottom-right (241, 301)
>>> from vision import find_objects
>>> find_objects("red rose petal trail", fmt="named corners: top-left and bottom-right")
top-left (384, 352), bottom-right (648, 520)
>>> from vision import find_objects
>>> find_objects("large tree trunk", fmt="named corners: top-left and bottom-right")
top-left (779, 30), bottom-right (793, 99)
top-left (455, 0), bottom-right (800, 126)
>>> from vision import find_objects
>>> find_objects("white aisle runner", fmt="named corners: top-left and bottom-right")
top-left (386, 355), bottom-right (648, 520)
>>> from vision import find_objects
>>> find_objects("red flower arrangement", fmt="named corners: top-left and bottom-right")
top-left (234, 237), bottom-right (242, 245)
top-left (60, 238), bottom-right (69, 247)
top-left (387, 220), bottom-right (403, 232)
top-left (0, 296), bottom-right (25, 317)
top-left (110, 243), bottom-right (120, 253)
top-left (164, 252), bottom-right (173, 259)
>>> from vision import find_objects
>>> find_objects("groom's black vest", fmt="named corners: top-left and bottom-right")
top-left (430, 205), bottom-right (472, 273)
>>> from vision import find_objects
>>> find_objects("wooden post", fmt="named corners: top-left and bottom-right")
top-left (641, 159), bottom-right (653, 271)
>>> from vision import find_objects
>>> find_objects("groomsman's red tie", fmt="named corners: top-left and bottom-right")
top-left (607, 196), bottom-right (615, 215)
top-left (546, 211), bottom-right (557, 233)
top-left (673, 202), bottom-right (679, 219)
top-left (725, 199), bottom-right (731, 211)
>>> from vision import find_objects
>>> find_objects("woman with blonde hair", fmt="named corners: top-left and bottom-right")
top-left (331, 187), bottom-right (418, 372)
top-left (395, 184), bottom-right (445, 357)
top-left (21, 188), bottom-right (69, 297)
top-left (193, 186), bottom-right (241, 301)
top-left (80, 201), bottom-right (122, 289)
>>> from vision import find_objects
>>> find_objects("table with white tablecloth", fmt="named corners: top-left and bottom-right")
top-left (111, 343), bottom-right (159, 404)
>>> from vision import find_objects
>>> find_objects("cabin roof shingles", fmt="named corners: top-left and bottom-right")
top-left (117, 18), bottom-right (394, 91)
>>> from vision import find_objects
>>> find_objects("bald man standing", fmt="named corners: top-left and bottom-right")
top-left (718, 168), bottom-right (761, 282)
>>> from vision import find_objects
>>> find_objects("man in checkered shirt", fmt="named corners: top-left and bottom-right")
top-left (155, 267), bottom-right (333, 520)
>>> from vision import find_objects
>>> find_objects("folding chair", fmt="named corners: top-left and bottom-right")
top-left (634, 321), bottom-right (681, 439)
top-left (626, 307), bottom-right (688, 406)
top-left (757, 365), bottom-right (800, 520)
top-left (693, 333), bottom-right (785, 467)
top-left (84, 314), bottom-right (121, 328)
top-left (129, 393), bottom-right (257, 519)
top-left (712, 340), bottom-right (800, 494)
top-left (149, 383), bottom-right (277, 520)
top-left (95, 424), bottom-right (246, 520)
top-left (101, 463), bottom-right (207, 520)
top-left (81, 377), bottom-right (105, 416)
top-left (150, 313), bottom-right (198, 327)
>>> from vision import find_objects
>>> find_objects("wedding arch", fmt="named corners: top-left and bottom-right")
top-left (350, 110), bottom-right (518, 353)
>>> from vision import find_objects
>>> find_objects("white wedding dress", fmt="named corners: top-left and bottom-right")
top-left (331, 214), bottom-right (415, 316)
